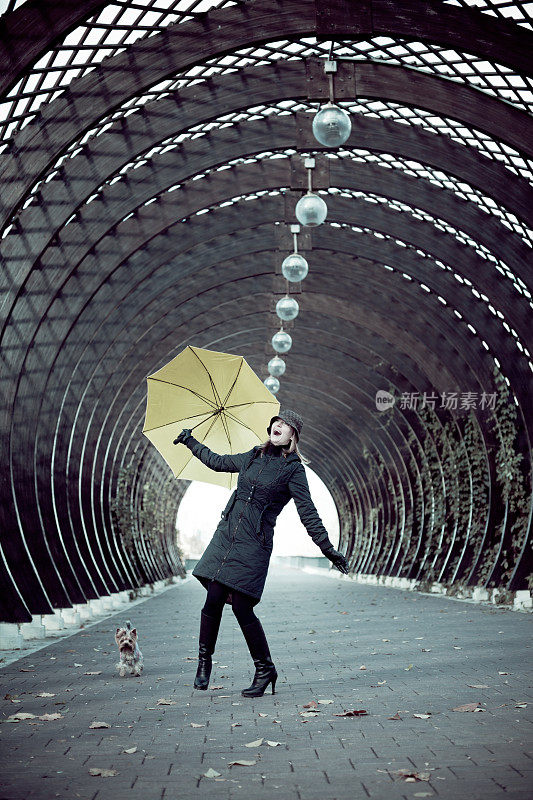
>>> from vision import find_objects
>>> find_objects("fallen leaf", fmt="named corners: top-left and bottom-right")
top-left (515, 702), bottom-right (528, 708)
top-left (453, 646), bottom-right (462, 650)
top-left (156, 698), bottom-right (176, 706)
top-left (19, 668), bottom-right (34, 672)
top-left (467, 684), bottom-right (489, 689)
top-left (359, 665), bottom-right (367, 670)
top-left (89, 721), bottom-right (111, 729)
top-left (258, 712), bottom-right (269, 717)
top-left (452, 702), bottom-right (484, 712)
top-left (7, 712), bottom-right (36, 722)
top-left (38, 713), bottom-right (63, 721)
top-left (74, 663), bottom-right (83, 667)
top-left (317, 699), bottom-right (334, 704)
top-left (228, 760), bottom-right (256, 767)
top-left (394, 769), bottom-right (431, 781)
top-left (498, 671), bottom-right (509, 675)
top-left (85, 671), bottom-right (102, 676)
top-left (413, 713), bottom-right (431, 719)
top-left (405, 664), bottom-right (414, 671)
top-left (211, 685), bottom-right (225, 690)
top-left (272, 719), bottom-right (281, 724)
top-left (245, 738), bottom-right (263, 747)
top-left (388, 713), bottom-right (402, 720)
top-left (88, 768), bottom-right (118, 777)
top-left (265, 741), bottom-right (283, 746)
top-left (421, 648), bottom-right (432, 652)
top-left (231, 723), bottom-right (242, 728)
top-left (414, 793), bottom-right (434, 797)
top-left (333, 709), bottom-right (368, 717)
top-left (122, 747), bottom-right (137, 754)
top-left (203, 768), bottom-right (221, 778)
top-left (35, 692), bottom-right (55, 698)
top-left (190, 723), bottom-right (205, 728)
top-left (303, 701), bottom-right (318, 709)
top-left (299, 711), bottom-right (319, 717)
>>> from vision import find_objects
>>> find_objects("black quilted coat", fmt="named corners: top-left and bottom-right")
top-left (185, 435), bottom-right (334, 605)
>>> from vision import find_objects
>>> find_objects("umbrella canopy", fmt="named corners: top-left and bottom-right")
top-left (143, 346), bottom-right (280, 488)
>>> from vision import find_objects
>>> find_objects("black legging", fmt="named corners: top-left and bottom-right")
top-left (202, 579), bottom-right (258, 626)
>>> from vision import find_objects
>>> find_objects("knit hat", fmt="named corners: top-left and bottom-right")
top-left (267, 409), bottom-right (303, 441)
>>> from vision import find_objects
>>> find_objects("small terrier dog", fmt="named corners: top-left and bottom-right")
top-left (115, 620), bottom-right (143, 677)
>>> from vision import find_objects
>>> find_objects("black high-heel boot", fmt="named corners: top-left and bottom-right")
top-left (194, 611), bottom-right (221, 690)
top-left (240, 618), bottom-right (278, 698)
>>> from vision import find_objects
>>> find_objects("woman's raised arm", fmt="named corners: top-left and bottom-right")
top-left (174, 428), bottom-right (254, 473)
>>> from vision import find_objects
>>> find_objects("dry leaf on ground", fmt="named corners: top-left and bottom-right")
top-left (333, 709), bottom-right (368, 717)
top-left (85, 671), bottom-right (102, 676)
top-left (35, 692), bottom-right (55, 698)
top-left (394, 769), bottom-right (431, 781)
top-left (203, 768), bottom-right (221, 778)
top-left (258, 712), bottom-right (268, 717)
top-left (228, 760), bottom-right (256, 767)
top-left (211, 685), bottom-right (224, 690)
top-left (157, 698), bottom-right (176, 706)
top-left (7, 712), bottom-right (36, 722)
top-left (190, 723), bottom-right (205, 728)
top-left (388, 713), bottom-right (402, 720)
top-left (359, 665), bottom-right (367, 670)
top-left (317, 699), bottom-right (334, 705)
top-left (88, 768), bottom-right (118, 777)
top-left (413, 713), bottom-right (431, 719)
top-left (303, 701), bottom-right (318, 708)
top-left (299, 711), bottom-right (320, 717)
top-left (89, 721), bottom-right (111, 729)
top-left (122, 747), bottom-right (137, 754)
top-left (245, 738), bottom-right (263, 747)
top-left (467, 684), bottom-right (489, 689)
top-left (265, 741), bottom-right (283, 746)
top-left (38, 713), bottom-right (63, 721)
top-left (231, 723), bottom-right (242, 728)
top-left (452, 702), bottom-right (484, 712)
top-left (515, 702), bottom-right (528, 708)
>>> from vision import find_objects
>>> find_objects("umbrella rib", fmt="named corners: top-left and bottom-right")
top-left (147, 378), bottom-right (218, 409)
top-left (142, 410), bottom-right (216, 434)
top-left (190, 347), bottom-right (223, 408)
top-left (221, 359), bottom-right (243, 407)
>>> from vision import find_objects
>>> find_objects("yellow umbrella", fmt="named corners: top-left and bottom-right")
top-left (142, 345), bottom-right (280, 489)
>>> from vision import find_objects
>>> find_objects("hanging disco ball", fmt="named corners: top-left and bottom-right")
top-left (268, 356), bottom-right (286, 377)
top-left (312, 102), bottom-right (352, 147)
top-left (264, 375), bottom-right (280, 394)
top-left (295, 192), bottom-right (327, 227)
top-left (276, 296), bottom-right (299, 321)
top-left (282, 253), bottom-right (309, 283)
top-left (271, 330), bottom-right (292, 353)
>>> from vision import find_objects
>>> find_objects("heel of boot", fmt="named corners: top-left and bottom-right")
top-left (271, 674), bottom-right (277, 694)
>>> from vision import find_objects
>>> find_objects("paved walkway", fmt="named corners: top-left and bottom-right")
top-left (0, 565), bottom-right (531, 800)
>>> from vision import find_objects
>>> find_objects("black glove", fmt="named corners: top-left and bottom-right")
top-left (322, 546), bottom-right (349, 574)
top-left (173, 428), bottom-right (193, 446)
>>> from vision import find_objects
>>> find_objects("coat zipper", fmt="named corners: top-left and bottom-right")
top-left (212, 455), bottom-right (273, 580)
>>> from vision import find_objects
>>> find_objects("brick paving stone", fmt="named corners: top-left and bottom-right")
top-left (0, 565), bottom-right (531, 800)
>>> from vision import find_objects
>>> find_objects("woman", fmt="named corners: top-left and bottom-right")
top-left (173, 408), bottom-right (349, 698)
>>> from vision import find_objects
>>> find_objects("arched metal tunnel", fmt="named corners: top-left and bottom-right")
top-left (0, 0), bottom-right (531, 625)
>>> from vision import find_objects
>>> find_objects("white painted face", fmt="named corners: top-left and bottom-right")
top-left (269, 418), bottom-right (294, 446)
